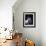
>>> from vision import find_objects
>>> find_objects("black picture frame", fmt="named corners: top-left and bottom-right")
top-left (23, 12), bottom-right (36, 28)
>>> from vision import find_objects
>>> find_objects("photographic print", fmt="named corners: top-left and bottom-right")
top-left (23, 12), bottom-right (36, 28)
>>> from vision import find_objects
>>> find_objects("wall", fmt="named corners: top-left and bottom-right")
top-left (13, 0), bottom-right (46, 46)
top-left (0, 0), bottom-right (16, 30)
top-left (41, 0), bottom-right (46, 46)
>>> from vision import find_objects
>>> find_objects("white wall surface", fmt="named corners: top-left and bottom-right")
top-left (13, 0), bottom-right (46, 46)
top-left (0, 0), bottom-right (16, 29)
top-left (41, 0), bottom-right (46, 46)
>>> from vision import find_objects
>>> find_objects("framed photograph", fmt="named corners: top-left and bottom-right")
top-left (23, 12), bottom-right (36, 28)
